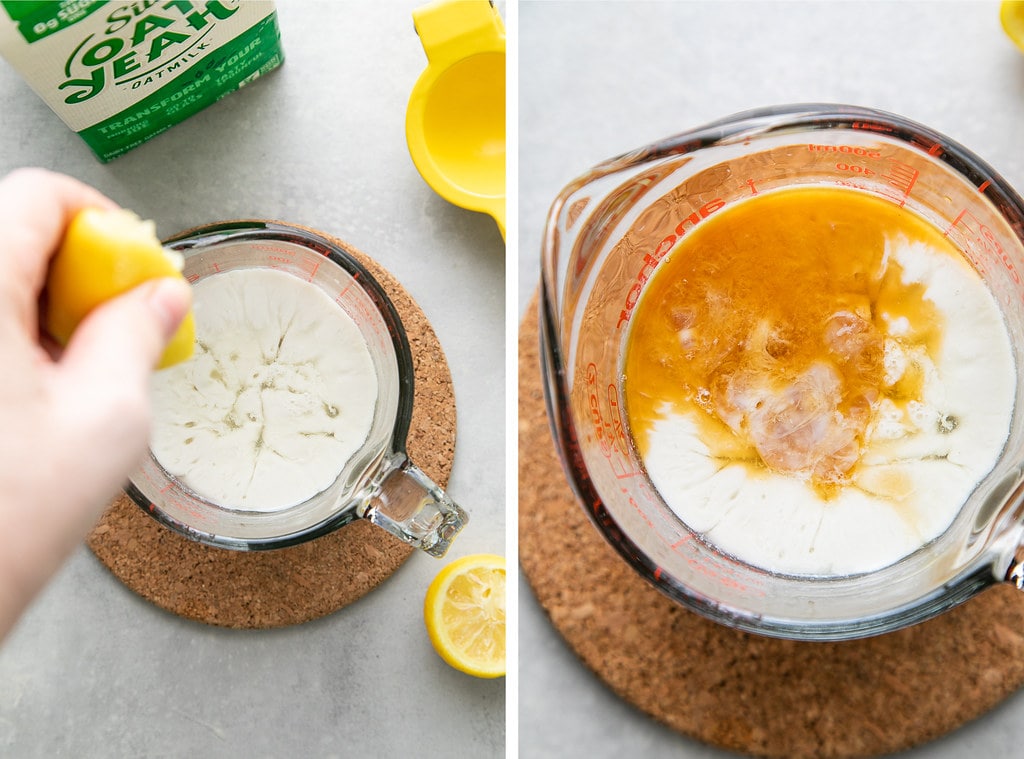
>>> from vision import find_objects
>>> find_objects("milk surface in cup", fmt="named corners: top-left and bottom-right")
top-left (624, 186), bottom-right (1016, 576)
top-left (150, 268), bottom-right (378, 512)
top-left (0, 0), bottom-right (283, 161)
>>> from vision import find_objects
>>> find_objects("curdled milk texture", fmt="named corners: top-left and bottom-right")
top-left (150, 268), bottom-right (378, 512)
top-left (625, 188), bottom-right (1016, 576)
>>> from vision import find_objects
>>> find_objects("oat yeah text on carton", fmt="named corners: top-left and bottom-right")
top-left (0, 0), bottom-right (283, 161)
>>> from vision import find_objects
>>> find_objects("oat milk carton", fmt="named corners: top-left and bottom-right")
top-left (0, 0), bottom-right (283, 161)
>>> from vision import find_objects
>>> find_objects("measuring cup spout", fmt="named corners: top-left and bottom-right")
top-left (360, 453), bottom-right (468, 557)
top-left (982, 471), bottom-right (1024, 588)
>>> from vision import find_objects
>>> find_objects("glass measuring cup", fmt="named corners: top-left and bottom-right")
top-left (128, 221), bottom-right (467, 557)
top-left (540, 103), bottom-right (1024, 640)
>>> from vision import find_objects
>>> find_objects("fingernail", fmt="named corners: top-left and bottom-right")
top-left (144, 277), bottom-right (192, 338)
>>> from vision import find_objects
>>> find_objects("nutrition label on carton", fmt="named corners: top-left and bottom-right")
top-left (0, 0), bottom-right (283, 161)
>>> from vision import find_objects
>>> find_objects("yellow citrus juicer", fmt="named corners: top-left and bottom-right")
top-left (406, 0), bottom-right (506, 238)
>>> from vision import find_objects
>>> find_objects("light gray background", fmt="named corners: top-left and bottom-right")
top-left (520, 1), bottom-right (1024, 757)
top-left (0, 3), bottom-right (504, 758)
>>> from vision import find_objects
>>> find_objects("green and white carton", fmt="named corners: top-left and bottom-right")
top-left (0, 0), bottom-right (284, 161)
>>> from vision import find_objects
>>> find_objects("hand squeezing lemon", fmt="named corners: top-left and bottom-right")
top-left (45, 208), bottom-right (195, 369)
top-left (425, 553), bottom-right (506, 678)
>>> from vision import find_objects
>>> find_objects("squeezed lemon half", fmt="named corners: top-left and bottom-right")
top-left (45, 208), bottom-right (195, 369)
top-left (1002, 0), bottom-right (1024, 52)
top-left (424, 553), bottom-right (506, 678)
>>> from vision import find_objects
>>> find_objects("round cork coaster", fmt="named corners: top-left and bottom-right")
top-left (87, 226), bottom-right (456, 629)
top-left (519, 290), bottom-right (1024, 759)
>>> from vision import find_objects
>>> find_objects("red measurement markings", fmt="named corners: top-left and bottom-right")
top-left (620, 486), bottom-right (655, 530)
top-left (582, 361), bottom-right (655, 532)
top-left (665, 531), bottom-right (763, 594)
top-left (671, 535), bottom-right (693, 550)
top-left (851, 121), bottom-right (893, 134)
top-left (808, 143), bottom-right (881, 159)
top-left (264, 249), bottom-right (322, 282)
top-left (285, 257), bottom-right (320, 281)
top-left (186, 273), bottom-right (201, 283)
top-left (212, 262), bottom-right (221, 272)
top-left (606, 383), bottom-right (629, 462)
top-left (252, 245), bottom-right (290, 269)
top-left (585, 362), bottom-right (614, 458)
top-left (945, 207), bottom-right (1021, 284)
top-left (584, 363), bottom-right (642, 476)
top-left (571, 167), bottom-right (668, 282)
top-left (335, 283), bottom-right (384, 339)
top-left (616, 198), bottom-right (725, 328)
top-left (835, 161), bottom-right (875, 177)
top-left (334, 283), bottom-right (352, 303)
top-left (746, 178), bottom-right (758, 195)
top-left (335, 280), bottom-right (387, 340)
top-left (170, 495), bottom-right (208, 524)
top-left (808, 144), bottom-right (919, 202)
top-left (267, 255), bottom-right (292, 274)
top-left (809, 144), bottom-right (920, 200)
top-left (881, 159), bottom-right (919, 202)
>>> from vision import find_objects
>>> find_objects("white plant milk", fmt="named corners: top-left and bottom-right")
top-left (624, 188), bottom-right (1016, 576)
top-left (150, 268), bottom-right (378, 512)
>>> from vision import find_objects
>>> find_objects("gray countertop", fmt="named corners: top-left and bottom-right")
top-left (519, 1), bottom-right (1024, 757)
top-left (8, 0), bottom-right (1024, 756)
top-left (0, 2), bottom-right (505, 757)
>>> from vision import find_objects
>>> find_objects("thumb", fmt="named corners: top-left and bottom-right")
top-left (58, 277), bottom-right (192, 391)
top-left (46, 277), bottom-right (192, 507)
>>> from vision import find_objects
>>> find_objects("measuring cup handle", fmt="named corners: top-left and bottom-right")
top-left (1005, 542), bottom-right (1024, 589)
top-left (362, 456), bottom-right (468, 557)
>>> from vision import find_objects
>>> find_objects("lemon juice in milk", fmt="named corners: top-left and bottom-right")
top-left (624, 187), bottom-right (1016, 576)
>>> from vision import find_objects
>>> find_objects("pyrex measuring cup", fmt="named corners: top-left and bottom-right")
top-left (540, 103), bottom-right (1024, 640)
top-left (405, 0), bottom-right (506, 237)
top-left (127, 221), bottom-right (467, 557)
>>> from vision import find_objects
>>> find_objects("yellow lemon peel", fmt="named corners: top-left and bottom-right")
top-left (424, 553), bottom-right (506, 678)
top-left (1002, 1), bottom-right (1024, 52)
top-left (45, 207), bottom-right (195, 369)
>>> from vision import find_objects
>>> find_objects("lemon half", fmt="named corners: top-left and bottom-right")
top-left (424, 553), bottom-right (506, 678)
top-left (1002, 0), bottom-right (1024, 52)
top-left (45, 208), bottom-right (195, 369)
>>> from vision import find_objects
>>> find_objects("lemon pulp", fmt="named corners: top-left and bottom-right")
top-left (424, 553), bottom-right (506, 679)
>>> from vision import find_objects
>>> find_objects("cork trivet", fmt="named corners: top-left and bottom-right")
top-left (519, 290), bottom-right (1024, 759)
top-left (87, 226), bottom-right (456, 629)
